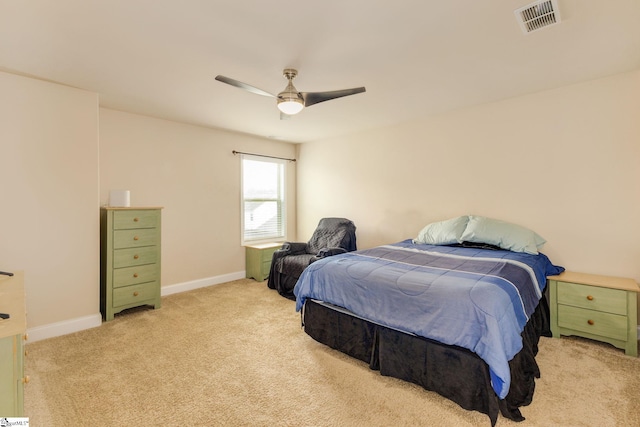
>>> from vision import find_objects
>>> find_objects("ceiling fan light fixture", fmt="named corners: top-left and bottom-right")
top-left (277, 85), bottom-right (304, 115)
top-left (277, 97), bottom-right (304, 115)
top-left (276, 69), bottom-right (304, 115)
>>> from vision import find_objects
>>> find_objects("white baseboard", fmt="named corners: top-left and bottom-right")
top-left (27, 313), bottom-right (102, 343)
top-left (161, 271), bottom-right (246, 296)
top-left (26, 271), bottom-right (246, 343)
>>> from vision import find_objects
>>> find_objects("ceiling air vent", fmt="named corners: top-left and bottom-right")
top-left (515, 0), bottom-right (561, 34)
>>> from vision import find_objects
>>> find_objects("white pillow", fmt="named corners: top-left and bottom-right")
top-left (414, 216), bottom-right (469, 245)
top-left (460, 215), bottom-right (546, 254)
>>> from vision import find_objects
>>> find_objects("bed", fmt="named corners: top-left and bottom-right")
top-left (293, 216), bottom-right (564, 426)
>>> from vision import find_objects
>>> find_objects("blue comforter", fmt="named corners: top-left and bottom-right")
top-left (294, 240), bottom-right (564, 399)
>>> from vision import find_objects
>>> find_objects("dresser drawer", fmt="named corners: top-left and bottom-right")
top-left (557, 304), bottom-right (628, 341)
top-left (113, 228), bottom-right (159, 249)
top-left (557, 282), bottom-right (627, 315)
top-left (113, 281), bottom-right (159, 307)
top-left (113, 264), bottom-right (159, 288)
top-left (113, 210), bottom-right (160, 230)
top-left (113, 246), bottom-right (159, 268)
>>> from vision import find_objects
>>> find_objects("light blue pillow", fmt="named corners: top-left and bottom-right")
top-left (414, 216), bottom-right (469, 245)
top-left (460, 215), bottom-right (546, 255)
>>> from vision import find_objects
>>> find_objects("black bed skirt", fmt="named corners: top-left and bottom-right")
top-left (302, 296), bottom-right (551, 426)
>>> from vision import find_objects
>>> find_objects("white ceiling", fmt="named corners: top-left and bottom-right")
top-left (1, 1), bottom-right (639, 143)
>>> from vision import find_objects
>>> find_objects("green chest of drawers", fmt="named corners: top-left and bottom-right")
top-left (101, 207), bottom-right (162, 321)
top-left (0, 271), bottom-right (27, 417)
top-left (245, 242), bottom-right (282, 281)
top-left (549, 271), bottom-right (639, 357)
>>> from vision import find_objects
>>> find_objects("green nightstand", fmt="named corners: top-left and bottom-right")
top-left (245, 242), bottom-right (282, 281)
top-left (548, 271), bottom-right (639, 357)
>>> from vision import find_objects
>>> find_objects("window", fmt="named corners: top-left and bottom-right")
top-left (241, 154), bottom-right (286, 244)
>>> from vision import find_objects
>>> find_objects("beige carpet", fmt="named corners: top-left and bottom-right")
top-left (24, 279), bottom-right (640, 426)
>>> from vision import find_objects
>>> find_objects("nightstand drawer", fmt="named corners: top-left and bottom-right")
top-left (557, 282), bottom-right (627, 315)
top-left (113, 210), bottom-right (160, 230)
top-left (113, 228), bottom-right (159, 249)
top-left (558, 304), bottom-right (628, 340)
top-left (113, 246), bottom-right (159, 268)
top-left (113, 264), bottom-right (159, 288)
top-left (113, 281), bottom-right (159, 307)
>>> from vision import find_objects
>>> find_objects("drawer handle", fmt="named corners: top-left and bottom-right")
top-left (133, 273), bottom-right (138, 278)
top-left (133, 291), bottom-right (139, 297)
top-left (586, 295), bottom-right (594, 301)
top-left (133, 217), bottom-right (139, 222)
top-left (23, 376), bottom-right (30, 384)
top-left (587, 319), bottom-right (594, 325)
top-left (133, 254), bottom-right (139, 259)
top-left (133, 236), bottom-right (139, 241)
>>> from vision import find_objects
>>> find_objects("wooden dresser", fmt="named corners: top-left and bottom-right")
top-left (0, 271), bottom-right (27, 416)
top-left (101, 207), bottom-right (162, 321)
top-left (548, 271), bottom-right (639, 356)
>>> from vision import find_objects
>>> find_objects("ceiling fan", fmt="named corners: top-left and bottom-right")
top-left (215, 69), bottom-right (366, 118)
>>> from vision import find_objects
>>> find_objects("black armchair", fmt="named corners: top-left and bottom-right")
top-left (267, 217), bottom-right (357, 299)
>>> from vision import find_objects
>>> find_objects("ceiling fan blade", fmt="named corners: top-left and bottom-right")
top-left (302, 87), bottom-right (366, 108)
top-left (215, 75), bottom-right (276, 98)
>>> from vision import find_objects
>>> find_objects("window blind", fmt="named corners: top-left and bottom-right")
top-left (241, 155), bottom-right (286, 244)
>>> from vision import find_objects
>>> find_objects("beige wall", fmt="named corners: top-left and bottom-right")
top-left (4, 66), bottom-right (637, 337)
top-left (99, 108), bottom-right (297, 288)
top-left (0, 71), bottom-right (100, 329)
top-left (0, 72), bottom-right (296, 338)
top-left (297, 70), bottom-right (640, 284)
